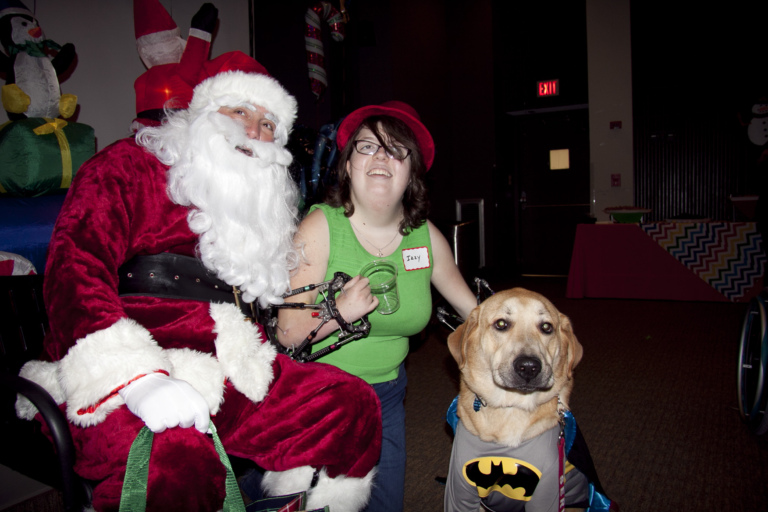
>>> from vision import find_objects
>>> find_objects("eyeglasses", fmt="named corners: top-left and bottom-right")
top-left (353, 140), bottom-right (411, 161)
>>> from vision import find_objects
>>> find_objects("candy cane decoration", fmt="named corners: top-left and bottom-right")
top-left (305, 1), bottom-right (346, 100)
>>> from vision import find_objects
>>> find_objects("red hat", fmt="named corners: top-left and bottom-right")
top-left (133, 0), bottom-right (183, 68)
top-left (198, 50), bottom-right (270, 81)
top-left (134, 0), bottom-right (177, 39)
top-left (337, 101), bottom-right (435, 170)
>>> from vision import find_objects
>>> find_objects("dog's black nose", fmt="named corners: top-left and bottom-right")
top-left (513, 356), bottom-right (542, 382)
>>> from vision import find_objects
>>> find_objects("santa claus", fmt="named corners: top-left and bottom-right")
top-left (15, 51), bottom-right (381, 512)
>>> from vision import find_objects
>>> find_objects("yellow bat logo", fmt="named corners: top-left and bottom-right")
top-left (463, 457), bottom-right (542, 500)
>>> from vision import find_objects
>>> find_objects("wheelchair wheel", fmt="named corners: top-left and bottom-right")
top-left (737, 294), bottom-right (768, 435)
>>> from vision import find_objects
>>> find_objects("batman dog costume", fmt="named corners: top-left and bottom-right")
top-left (443, 288), bottom-right (614, 512)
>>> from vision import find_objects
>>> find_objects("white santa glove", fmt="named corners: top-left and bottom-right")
top-left (118, 372), bottom-right (210, 434)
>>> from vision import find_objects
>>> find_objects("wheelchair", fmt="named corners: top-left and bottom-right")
top-left (737, 291), bottom-right (768, 435)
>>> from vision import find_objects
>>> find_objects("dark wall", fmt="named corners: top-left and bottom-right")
top-left (252, 0), bottom-right (768, 274)
top-left (631, 1), bottom-right (768, 220)
top-left (250, 0), bottom-right (497, 266)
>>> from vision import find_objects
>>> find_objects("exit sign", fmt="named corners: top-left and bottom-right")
top-left (538, 79), bottom-right (559, 97)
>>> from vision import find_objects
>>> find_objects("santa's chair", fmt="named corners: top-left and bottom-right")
top-left (0, 274), bottom-right (92, 511)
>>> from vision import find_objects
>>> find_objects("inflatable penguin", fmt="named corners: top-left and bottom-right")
top-left (0, 0), bottom-right (77, 119)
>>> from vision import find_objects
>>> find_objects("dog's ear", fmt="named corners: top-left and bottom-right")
top-left (447, 306), bottom-right (479, 369)
top-left (559, 313), bottom-right (583, 378)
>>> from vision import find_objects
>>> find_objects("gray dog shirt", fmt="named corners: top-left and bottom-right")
top-left (444, 420), bottom-right (589, 512)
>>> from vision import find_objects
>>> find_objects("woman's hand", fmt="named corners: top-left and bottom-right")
top-left (335, 275), bottom-right (379, 322)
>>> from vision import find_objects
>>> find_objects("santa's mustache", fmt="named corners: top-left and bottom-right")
top-left (206, 112), bottom-right (291, 165)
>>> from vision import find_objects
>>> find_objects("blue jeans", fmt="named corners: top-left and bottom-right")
top-left (365, 364), bottom-right (407, 512)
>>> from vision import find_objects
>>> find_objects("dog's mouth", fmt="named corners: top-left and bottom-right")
top-left (505, 382), bottom-right (554, 394)
top-left (494, 374), bottom-right (554, 394)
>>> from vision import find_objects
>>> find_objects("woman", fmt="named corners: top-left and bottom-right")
top-left (277, 101), bottom-right (477, 512)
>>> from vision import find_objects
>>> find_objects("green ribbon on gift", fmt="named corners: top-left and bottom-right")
top-left (119, 421), bottom-right (246, 512)
top-left (33, 118), bottom-right (72, 189)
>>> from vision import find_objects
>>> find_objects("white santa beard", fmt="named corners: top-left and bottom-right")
top-left (166, 112), bottom-right (299, 307)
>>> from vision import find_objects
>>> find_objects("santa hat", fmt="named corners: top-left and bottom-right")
top-left (134, 0), bottom-right (183, 68)
top-left (337, 101), bottom-right (435, 170)
top-left (0, 0), bottom-right (34, 19)
top-left (188, 51), bottom-right (297, 147)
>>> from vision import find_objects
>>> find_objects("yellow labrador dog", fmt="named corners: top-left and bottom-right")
top-left (443, 288), bottom-right (598, 512)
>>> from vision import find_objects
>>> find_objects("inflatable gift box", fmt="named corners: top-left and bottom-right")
top-left (0, 117), bottom-right (95, 197)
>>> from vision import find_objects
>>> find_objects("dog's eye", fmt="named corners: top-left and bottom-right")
top-left (493, 319), bottom-right (509, 331)
top-left (540, 322), bottom-right (554, 334)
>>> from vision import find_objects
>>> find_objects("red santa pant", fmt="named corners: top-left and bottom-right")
top-left (51, 354), bottom-right (382, 511)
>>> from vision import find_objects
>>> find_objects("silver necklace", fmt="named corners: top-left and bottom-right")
top-left (350, 220), bottom-right (399, 257)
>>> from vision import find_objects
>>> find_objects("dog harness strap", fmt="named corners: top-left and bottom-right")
top-left (557, 397), bottom-right (566, 512)
top-left (558, 435), bottom-right (565, 512)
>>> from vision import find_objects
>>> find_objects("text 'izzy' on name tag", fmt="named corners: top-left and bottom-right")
top-left (402, 246), bottom-right (430, 271)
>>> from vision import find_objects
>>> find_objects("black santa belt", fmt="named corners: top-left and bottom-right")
top-left (117, 253), bottom-right (259, 320)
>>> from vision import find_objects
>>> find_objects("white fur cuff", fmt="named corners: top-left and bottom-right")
top-left (57, 318), bottom-right (171, 427)
top-left (210, 302), bottom-right (276, 404)
top-left (262, 466), bottom-right (376, 512)
top-left (307, 468), bottom-right (376, 512)
top-left (16, 360), bottom-right (65, 420)
top-left (166, 348), bottom-right (225, 415)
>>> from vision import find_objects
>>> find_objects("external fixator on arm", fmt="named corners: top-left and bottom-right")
top-left (266, 272), bottom-right (371, 362)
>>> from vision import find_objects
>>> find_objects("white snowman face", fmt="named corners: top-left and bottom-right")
top-left (748, 103), bottom-right (768, 146)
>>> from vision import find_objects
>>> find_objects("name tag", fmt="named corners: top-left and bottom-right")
top-left (402, 246), bottom-right (430, 271)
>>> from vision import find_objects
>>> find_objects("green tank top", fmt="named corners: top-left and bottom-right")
top-left (308, 203), bottom-right (433, 384)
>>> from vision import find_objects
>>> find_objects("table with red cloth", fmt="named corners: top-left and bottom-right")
top-left (566, 222), bottom-right (765, 302)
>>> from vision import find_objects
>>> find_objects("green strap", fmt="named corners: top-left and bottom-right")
top-left (119, 421), bottom-right (246, 512)
top-left (119, 426), bottom-right (153, 512)
top-left (210, 421), bottom-right (247, 512)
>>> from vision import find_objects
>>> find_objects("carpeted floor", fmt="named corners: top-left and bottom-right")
top-left (402, 276), bottom-right (768, 511)
top-left (5, 276), bottom-right (767, 511)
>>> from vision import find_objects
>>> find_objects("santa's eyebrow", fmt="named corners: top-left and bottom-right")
top-left (229, 103), bottom-right (257, 112)
top-left (264, 112), bottom-right (278, 125)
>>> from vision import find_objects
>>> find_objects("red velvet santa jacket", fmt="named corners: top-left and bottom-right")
top-left (17, 137), bottom-right (277, 428)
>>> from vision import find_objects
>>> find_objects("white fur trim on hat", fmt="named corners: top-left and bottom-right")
top-left (188, 70), bottom-right (298, 146)
top-left (136, 29), bottom-right (184, 68)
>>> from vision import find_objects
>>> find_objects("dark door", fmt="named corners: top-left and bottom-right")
top-left (496, 107), bottom-right (591, 276)
top-left (491, 0), bottom-right (590, 276)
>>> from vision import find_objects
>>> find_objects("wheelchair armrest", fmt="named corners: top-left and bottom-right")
top-left (1, 372), bottom-right (82, 512)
